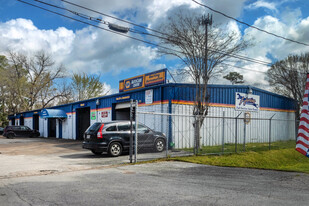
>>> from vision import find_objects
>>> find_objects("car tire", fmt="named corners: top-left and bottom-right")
top-left (7, 133), bottom-right (14, 139)
top-left (154, 138), bottom-right (165, 152)
top-left (108, 142), bottom-right (122, 157)
top-left (91, 150), bottom-right (103, 155)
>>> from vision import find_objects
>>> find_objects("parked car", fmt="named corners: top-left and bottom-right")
top-left (0, 127), bottom-right (3, 135)
top-left (83, 121), bottom-right (166, 157)
top-left (3, 126), bottom-right (40, 138)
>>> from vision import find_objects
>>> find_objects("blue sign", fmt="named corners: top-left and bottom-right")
top-left (123, 75), bottom-right (144, 91)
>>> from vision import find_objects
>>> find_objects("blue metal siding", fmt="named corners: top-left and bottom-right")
top-left (9, 83), bottom-right (297, 118)
top-left (165, 84), bottom-right (296, 110)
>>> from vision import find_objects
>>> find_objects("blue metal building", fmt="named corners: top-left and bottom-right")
top-left (7, 69), bottom-right (296, 148)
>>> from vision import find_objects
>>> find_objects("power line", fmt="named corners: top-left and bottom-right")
top-left (60, 0), bottom-right (168, 37)
top-left (219, 62), bottom-right (267, 74)
top-left (22, 0), bottom-right (272, 67)
top-left (59, 0), bottom-right (272, 65)
top-left (17, 0), bottom-right (308, 76)
top-left (60, 0), bottom-right (271, 65)
top-left (192, 0), bottom-right (309, 47)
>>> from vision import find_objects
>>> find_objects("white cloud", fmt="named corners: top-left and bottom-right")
top-left (0, 18), bottom-right (75, 59)
top-left (246, 0), bottom-right (278, 12)
top-left (5, 0), bottom-right (308, 92)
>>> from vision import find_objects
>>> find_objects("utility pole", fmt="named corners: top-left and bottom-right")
top-left (194, 14), bottom-right (213, 154)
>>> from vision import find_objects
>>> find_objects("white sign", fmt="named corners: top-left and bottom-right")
top-left (235, 92), bottom-right (260, 112)
top-left (145, 89), bottom-right (153, 104)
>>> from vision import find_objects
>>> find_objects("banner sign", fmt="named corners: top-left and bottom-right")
top-left (235, 92), bottom-right (260, 112)
top-left (119, 69), bottom-right (167, 92)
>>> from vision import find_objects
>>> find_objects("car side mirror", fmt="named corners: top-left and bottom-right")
top-left (145, 129), bottom-right (150, 133)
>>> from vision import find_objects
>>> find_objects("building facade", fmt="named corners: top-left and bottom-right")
top-left (8, 81), bottom-right (296, 149)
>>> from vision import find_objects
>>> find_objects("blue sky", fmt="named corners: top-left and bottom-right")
top-left (0, 0), bottom-right (309, 93)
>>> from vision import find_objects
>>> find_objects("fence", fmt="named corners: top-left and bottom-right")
top-left (129, 101), bottom-right (297, 162)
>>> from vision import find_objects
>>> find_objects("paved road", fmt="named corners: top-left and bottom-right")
top-left (0, 136), bottom-right (309, 205)
top-left (1, 162), bottom-right (309, 206)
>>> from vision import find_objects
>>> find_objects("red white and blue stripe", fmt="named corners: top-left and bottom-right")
top-left (296, 74), bottom-right (309, 157)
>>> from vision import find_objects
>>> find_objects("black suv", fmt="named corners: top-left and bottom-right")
top-left (83, 121), bottom-right (166, 157)
top-left (3, 126), bottom-right (40, 138)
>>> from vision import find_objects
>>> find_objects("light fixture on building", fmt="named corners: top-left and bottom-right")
top-left (96, 99), bottom-right (100, 106)
top-left (248, 87), bottom-right (253, 95)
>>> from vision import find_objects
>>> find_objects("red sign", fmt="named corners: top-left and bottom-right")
top-left (101, 111), bottom-right (108, 118)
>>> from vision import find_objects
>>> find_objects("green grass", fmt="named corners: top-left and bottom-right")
top-left (180, 140), bottom-right (296, 154)
top-left (171, 141), bottom-right (309, 174)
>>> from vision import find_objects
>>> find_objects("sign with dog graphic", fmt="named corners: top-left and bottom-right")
top-left (235, 92), bottom-right (260, 112)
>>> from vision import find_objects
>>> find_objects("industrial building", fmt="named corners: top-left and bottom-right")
top-left (8, 69), bottom-right (297, 148)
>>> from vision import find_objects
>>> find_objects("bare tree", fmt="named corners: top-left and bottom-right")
top-left (157, 10), bottom-right (249, 153)
top-left (267, 53), bottom-right (309, 121)
top-left (6, 51), bottom-right (69, 111)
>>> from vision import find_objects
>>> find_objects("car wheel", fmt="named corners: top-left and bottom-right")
top-left (91, 150), bottom-right (103, 155)
top-left (7, 133), bottom-right (14, 139)
top-left (108, 142), bottom-right (122, 157)
top-left (154, 138), bottom-right (165, 152)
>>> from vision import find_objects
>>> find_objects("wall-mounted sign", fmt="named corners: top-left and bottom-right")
top-left (91, 112), bottom-right (96, 120)
top-left (145, 69), bottom-right (166, 87)
top-left (145, 89), bottom-right (153, 104)
top-left (116, 95), bottom-right (131, 101)
top-left (235, 92), bottom-right (260, 112)
top-left (119, 69), bottom-right (167, 92)
top-left (101, 111), bottom-right (108, 118)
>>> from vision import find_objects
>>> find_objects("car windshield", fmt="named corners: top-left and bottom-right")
top-left (86, 123), bottom-right (102, 132)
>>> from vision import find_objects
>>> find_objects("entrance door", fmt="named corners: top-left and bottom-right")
top-left (59, 120), bottom-right (62, 139)
top-left (114, 102), bottom-right (135, 121)
top-left (33, 114), bottom-right (39, 130)
top-left (20, 116), bottom-right (24, 126)
top-left (11, 118), bottom-right (15, 125)
top-left (48, 118), bottom-right (56, 137)
top-left (76, 107), bottom-right (90, 140)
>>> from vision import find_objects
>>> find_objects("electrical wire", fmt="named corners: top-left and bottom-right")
top-left (192, 0), bottom-right (309, 47)
top-left (28, 0), bottom-right (272, 66)
top-left (16, 0), bottom-right (309, 77)
top-left (17, 0), bottom-right (187, 56)
top-left (59, 0), bottom-right (271, 65)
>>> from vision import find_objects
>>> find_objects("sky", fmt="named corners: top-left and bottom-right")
top-left (0, 0), bottom-right (309, 93)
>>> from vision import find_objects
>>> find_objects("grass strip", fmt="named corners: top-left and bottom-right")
top-left (172, 146), bottom-right (309, 174)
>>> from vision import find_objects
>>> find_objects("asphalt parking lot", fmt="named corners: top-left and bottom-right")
top-left (0, 136), bottom-right (131, 179)
top-left (0, 136), bottom-right (309, 205)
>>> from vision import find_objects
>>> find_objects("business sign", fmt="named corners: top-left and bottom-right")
top-left (145, 69), bottom-right (166, 87)
top-left (119, 69), bottom-right (167, 92)
top-left (235, 92), bottom-right (260, 112)
top-left (116, 95), bottom-right (131, 101)
top-left (145, 89), bottom-right (153, 104)
top-left (91, 112), bottom-right (96, 120)
top-left (101, 111), bottom-right (108, 118)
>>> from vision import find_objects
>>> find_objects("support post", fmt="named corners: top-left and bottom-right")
top-left (129, 99), bottom-right (133, 163)
top-left (222, 111), bottom-right (225, 154)
top-left (134, 100), bottom-right (138, 163)
top-left (235, 112), bottom-right (242, 153)
top-left (269, 114), bottom-right (276, 150)
top-left (243, 121), bottom-right (246, 152)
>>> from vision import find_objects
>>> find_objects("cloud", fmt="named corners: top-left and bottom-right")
top-left (0, 18), bottom-right (75, 59)
top-left (246, 0), bottom-right (278, 12)
top-left (0, 18), bottom-right (158, 76)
